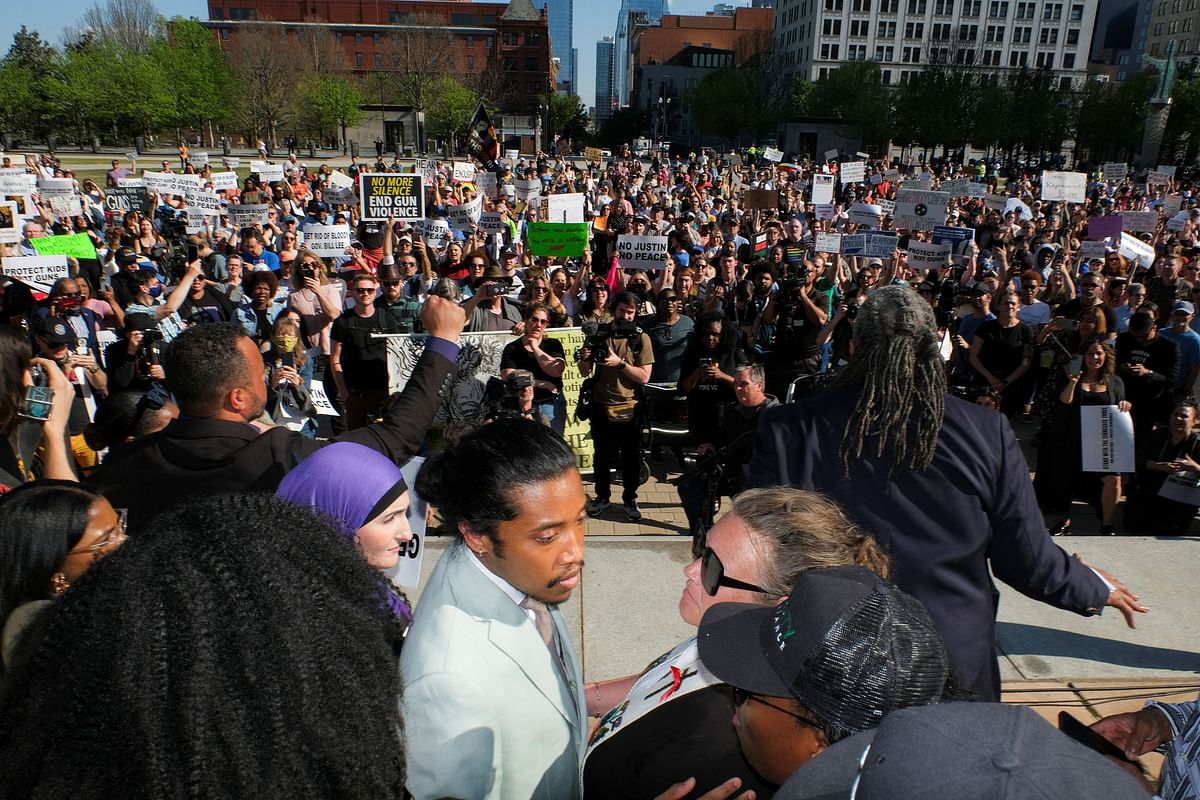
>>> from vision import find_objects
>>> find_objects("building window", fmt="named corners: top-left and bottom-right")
top-left (932, 22), bottom-right (952, 38)
top-left (880, 0), bottom-right (899, 11)
top-left (959, 23), bottom-right (978, 38)
top-left (823, 18), bottom-right (842, 34)
top-left (1035, 51), bottom-right (1054, 67)
top-left (988, 1), bottom-right (1009, 16)
top-left (986, 24), bottom-right (1004, 41)
top-left (1043, 2), bottom-right (1062, 18)
top-left (982, 49), bottom-right (1000, 64)
top-left (882, 68), bottom-right (892, 83)
top-left (228, 7), bottom-right (256, 20)
top-left (1014, 26), bottom-right (1031, 42)
top-left (467, 55), bottom-right (475, 69)
top-left (848, 44), bottom-right (868, 59)
top-left (355, 52), bottom-right (363, 67)
top-left (1154, 22), bottom-right (1164, 34)
top-left (337, 53), bottom-right (344, 66)
top-left (487, 35), bottom-right (494, 48)
top-left (374, 53), bottom-right (381, 67)
top-left (1063, 53), bottom-right (1075, 67)
top-left (220, 27), bottom-right (230, 39)
top-left (875, 44), bottom-right (894, 59)
top-left (467, 34), bottom-right (474, 47)
top-left (904, 21), bottom-right (925, 37)
top-left (502, 32), bottom-right (510, 46)
top-left (852, 0), bottom-right (872, 10)
top-left (1067, 29), bottom-right (1079, 44)
top-left (354, 32), bottom-right (362, 45)
top-left (906, 0), bottom-right (927, 12)
top-left (902, 44), bottom-right (921, 61)
top-left (824, 0), bottom-right (845, 10)
top-left (820, 42), bottom-right (841, 58)
top-left (962, 0), bottom-right (981, 13)
top-left (373, 33), bottom-right (380, 45)
top-left (850, 19), bottom-right (869, 35)
top-left (1039, 28), bottom-right (1058, 44)
top-left (879, 21), bottom-right (897, 36)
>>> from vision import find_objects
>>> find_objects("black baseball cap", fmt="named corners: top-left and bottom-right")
top-left (35, 316), bottom-right (75, 346)
top-left (777, 702), bottom-right (1152, 800)
top-left (697, 566), bottom-right (950, 736)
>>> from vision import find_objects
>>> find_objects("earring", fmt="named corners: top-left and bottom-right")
top-left (50, 572), bottom-right (70, 595)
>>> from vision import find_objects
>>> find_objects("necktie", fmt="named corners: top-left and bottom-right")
top-left (520, 596), bottom-right (556, 652)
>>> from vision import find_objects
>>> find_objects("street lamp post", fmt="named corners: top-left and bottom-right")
top-left (657, 96), bottom-right (672, 150)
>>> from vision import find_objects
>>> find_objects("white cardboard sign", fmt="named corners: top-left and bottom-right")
top-left (1080, 405), bottom-right (1134, 473)
top-left (302, 224), bottom-right (351, 256)
top-left (1040, 171), bottom-right (1086, 203)
top-left (616, 234), bottom-right (669, 271)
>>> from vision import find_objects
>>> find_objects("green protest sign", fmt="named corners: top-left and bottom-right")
top-left (527, 222), bottom-right (587, 257)
top-left (31, 233), bottom-right (97, 260)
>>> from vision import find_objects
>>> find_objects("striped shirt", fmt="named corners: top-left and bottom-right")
top-left (1150, 696), bottom-right (1200, 800)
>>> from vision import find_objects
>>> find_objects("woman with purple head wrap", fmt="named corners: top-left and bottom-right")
top-left (277, 442), bottom-right (414, 621)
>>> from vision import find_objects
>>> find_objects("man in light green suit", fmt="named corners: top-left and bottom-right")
top-left (403, 419), bottom-right (589, 800)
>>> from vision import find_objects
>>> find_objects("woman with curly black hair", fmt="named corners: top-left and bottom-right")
top-left (0, 492), bottom-right (407, 799)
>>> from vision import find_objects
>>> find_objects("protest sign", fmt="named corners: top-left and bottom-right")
top-left (249, 161), bottom-right (284, 182)
top-left (1167, 211), bottom-right (1189, 232)
top-left (0, 202), bottom-right (19, 243)
top-left (1146, 171), bottom-right (1172, 186)
top-left (1163, 195), bottom-right (1184, 216)
top-left (185, 191), bottom-right (222, 216)
top-left (762, 147), bottom-right (783, 163)
top-left (104, 186), bottom-right (152, 217)
top-left (222, 157), bottom-right (240, 169)
top-left (984, 194), bottom-right (1008, 211)
top-left (415, 218), bottom-right (452, 251)
top-left (514, 178), bottom-right (541, 202)
top-left (840, 161), bottom-right (865, 184)
top-left (447, 195), bottom-right (483, 231)
top-left (184, 207), bottom-right (206, 233)
top-left (585, 146), bottom-right (604, 163)
top-left (325, 170), bottom-right (356, 205)
top-left (1005, 197), bottom-right (1033, 221)
top-left (38, 177), bottom-right (81, 217)
top-left (4, 193), bottom-right (33, 218)
top-left (31, 233), bottom-right (96, 260)
top-left (814, 232), bottom-right (842, 254)
top-left (812, 174), bottom-right (835, 205)
top-left (415, 158), bottom-right (438, 186)
top-left (38, 177), bottom-right (74, 195)
top-left (848, 203), bottom-right (882, 228)
top-left (1118, 232), bottom-right (1155, 269)
top-left (1156, 165), bottom-right (1178, 178)
top-left (359, 173), bottom-right (423, 222)
top-left (1080, 405), bottom-right (1134, 473)
top-left (527, 222), bottom-right (587, 257)
top-left (209, 171), bottom-right (239, 192)
top-left (379, 456), bottom-right (428, 588)
top-left (841, 231), bottom-right (897, 257)
top-left (894, 189), bottom-right (950, 231)
top-left (824, 148), bottom-right (839, 161)
top-left (1078, 240), bottom-right (1108, 259)
top-left (1121, 211), bottom-right (1158, 232)
top-left (0, 174), bottom-right (28, 195)
top-left (877, 198), bottom-right (896, 216)
top-left (301, 224), bottom-right (351, 257)
top-left (0, 254), bottom-right (69, 293)
top-left (451, 162), bottom-right (474, 183)
top-left (813, 204), bottom-right (836, 220)
top-left (1040, 171), bottom-right (1086, 203)
top-left (840, 234), bottom-right (864, 254)
top-left (479, 211), bottom-right (506, 234)
top-left (616, 235), bottom-right (668, 270)
top-left (119, 178), bottom-right (144, 188)
top-left (474, 170), bottom-right (497, 199)
top-left (1087, 215), bottom-right (1122, 241)
top-left (505, 149), bottom-right (520, 162)
top-left (932, 225), bottom-right (975, 260)
top-left (743, 189), bottom-right (778, 210)
top-left (941, 178), bottom-right (986, 198)
top-left (187, 151), bottom-right (208, 168)
top-left (228, 204), bottom-right (271, 227)
top-left (883, 168), bottom-right (900, 180)
top-left (870, 174), bottom-right (882, 186)
top-left (143, 171), bottom-right (202, 198)
top-left (907, 241), bottom-right (950, 269)
top-left (1102, 162), bottom-right (1127, 179)
top-left (546, 193), bottom-right (585, 223)
top-left (1158, 472), bottom-right (1200, 506)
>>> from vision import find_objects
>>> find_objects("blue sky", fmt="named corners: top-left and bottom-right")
top-left (1, 0), bottom-right (747, 108)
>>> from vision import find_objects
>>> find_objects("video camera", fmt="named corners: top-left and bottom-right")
top-left (137, 328), bottom-right (164, 378)
top-left (575, 319), bottom-right (643, 363)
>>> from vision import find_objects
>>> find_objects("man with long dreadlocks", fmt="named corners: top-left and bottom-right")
top-left (748, 285), bottom-right (1146, 702)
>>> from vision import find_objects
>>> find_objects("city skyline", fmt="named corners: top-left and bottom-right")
top-left (0, 0), bottom-right (751, 114)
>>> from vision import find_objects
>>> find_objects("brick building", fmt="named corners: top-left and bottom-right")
top-left (204, 0), bottom-right (553, 112)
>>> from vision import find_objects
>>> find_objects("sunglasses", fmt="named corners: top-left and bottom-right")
top-left (353, 287), bottom-right (376, 294)
top-left (731, 688), bottom-right (823, 729)
top-left (700, 547), bottom-right (768, 597)
top-left (528, 317), bottom-right (550, 326)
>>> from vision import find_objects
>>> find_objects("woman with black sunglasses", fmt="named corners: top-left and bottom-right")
top-left (583, 487), bottom-right (889, 800)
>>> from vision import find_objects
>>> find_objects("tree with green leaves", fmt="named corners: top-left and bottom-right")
top-left (152, 18), bottom-right (232, 146)
top-left (2, 27), bottom-right (63, 141)
top-left (1074, 69), bottom-right (1156, 163)
top-left (424, 75), bottom-right (479, 151)
top-left (597, 107), bottom-right (649, 151)
top-left (1160, 76), bottom-right (1199, 166)
top-left (540, 92), bottom-right (589, 147)
top-left (686, 68), bottom-right (749, 145)
top-left (47, 40), bottom-right (171, 142)
top-left (806, 60), bottom-right (892, 149)
top-left (298, 76), bottom-right (365, 154)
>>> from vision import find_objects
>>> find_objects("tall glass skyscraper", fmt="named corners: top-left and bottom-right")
top-left (535, 0), bottom-right (576, 93)
top-left (614, 0), bottom-right (668, 106)
top-left (595, 37), bottom-right (616, 126)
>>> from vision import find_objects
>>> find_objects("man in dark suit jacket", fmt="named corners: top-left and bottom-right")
top-left (748, 286), bottom-right (1146, 701)
top-left (89, 297), bottom-right (464, 532)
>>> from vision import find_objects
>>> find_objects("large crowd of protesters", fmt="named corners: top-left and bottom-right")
top-left (0, 141), bottom-right (1197, 798)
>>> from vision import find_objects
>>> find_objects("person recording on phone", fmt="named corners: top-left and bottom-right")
top-left (0, 327), bottom-right (76, 486)
top-left (756, 255), bottom-right (829, 400)
top-left (463, 264), bottom-right (524, 332)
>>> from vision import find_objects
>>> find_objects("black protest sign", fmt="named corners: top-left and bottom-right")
top-left (359, 173), bottom-right (424, 222)
top-left (105, 186), bottom-right (153, 216)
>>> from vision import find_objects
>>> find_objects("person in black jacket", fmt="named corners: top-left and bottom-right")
top-left (1116, 310), bottom-right (1179, 445)
top-left (747, 285), bottom-right (1146, 701)
top-left (89, 296), bottom-right (465, 532)
top-left (102, 313), bottom-right (164, 392)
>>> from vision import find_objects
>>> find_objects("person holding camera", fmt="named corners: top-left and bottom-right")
top-left (501, 303), bottom-right (567, 434)
top-left (757, 261), bottom-right (829, 400)
top-left (103, 313), bottom-right (165, 392)
top-left (0, 328), bottom-right (76, 486)
top-left (463, 264), bottom-right (525, 333)
top-left (32, 316), bottom-right (107, 474)
top-left (579, 291), bottom-right (654, 521)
